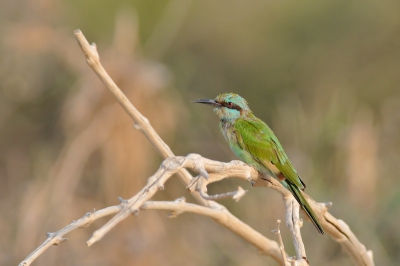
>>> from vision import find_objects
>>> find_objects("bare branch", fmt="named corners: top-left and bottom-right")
top-left (285, 197), bottom-right (308, 266)
top-left (84, 155), bottom-right (266, 249)
top-left (74, 29), bottom-right (180, 166)
top-left (18, 206), bottom-right (121, 266)
top-left (197, 186), bottom-right (247, 202)
top-left (86, 156), bottom-right (186, 246)
top-left (19, 155), bottom-right (283, 265)
top-left (140, 198), bottom-right (237, 219)
top-left (272, 220), bottom-right (290, 266)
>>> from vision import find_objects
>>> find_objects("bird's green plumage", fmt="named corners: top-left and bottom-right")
top-left (233, 117), bottom-right (304, 188)
top-left (193, 93), bottom-right (325, 235)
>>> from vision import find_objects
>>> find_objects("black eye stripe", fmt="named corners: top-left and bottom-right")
top-left (224, 102), bottom-right (241, 111)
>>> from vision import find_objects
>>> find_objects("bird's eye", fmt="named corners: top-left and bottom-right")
top-left (227, 102), bottom-right (233, 107)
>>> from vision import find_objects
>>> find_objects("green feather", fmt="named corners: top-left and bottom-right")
top-left (234, 116), bottom-right (305, 189)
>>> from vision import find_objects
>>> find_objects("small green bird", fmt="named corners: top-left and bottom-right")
top-left (193, 93), bottom-right (324, 235)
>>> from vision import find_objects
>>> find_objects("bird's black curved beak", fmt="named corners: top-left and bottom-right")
top-left (192, 98), bottom-right (221, 107)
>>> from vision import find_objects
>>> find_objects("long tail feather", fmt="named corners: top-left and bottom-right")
top-left (286, 181), bottom-right (325, 235)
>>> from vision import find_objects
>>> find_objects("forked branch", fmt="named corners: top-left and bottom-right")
top-left (19, 155), bottom-right (283, 266)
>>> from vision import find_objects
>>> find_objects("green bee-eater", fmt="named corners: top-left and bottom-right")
top-left (193, 93), bottom-right (324, 235)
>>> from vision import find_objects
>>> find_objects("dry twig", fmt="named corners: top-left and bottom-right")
top-left (285, 197), bottom-right (308, 266)
top-left (272, 220), bottom-right (290, 266)
top-left (19, 155), bottom-right (282, 266)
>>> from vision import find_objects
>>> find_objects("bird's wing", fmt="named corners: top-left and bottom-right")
top-left (234, 117), bottom-right (305, 190)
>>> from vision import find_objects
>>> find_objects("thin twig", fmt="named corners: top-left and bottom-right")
top-left (18, 206), bottom-right (121, 266)
top-left (253, 175), bottom-right (374, 265)
top-left (19, 155), bottom-right (283, 265)
top-left (197, 186), bottom-right (247, 202)
top-left (285, 196), bottom-right (308, 265)
top-left (272, 220), bottom-right (290, 266)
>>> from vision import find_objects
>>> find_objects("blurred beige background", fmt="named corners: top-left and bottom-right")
top-left (1, 0), bottom-right (399, 265)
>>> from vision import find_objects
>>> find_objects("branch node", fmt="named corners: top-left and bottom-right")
top-left (167, 211), bottom-right (180, 218)
top-left (271, 219), bottom-right (281, 234)
top-left (132, 209), bottom-right (140, 217)
top-left (298, 218), bottom-right (303, 228)
top-left (53, 237), bottom-right (68, 246)
top-left (186, 175), bottom-right (200, 192)
top-left (141, 116), bottom-right (150, 125)
top-left (158, 184), bottom-right (165, 190)
top-left (321, 201), bottom-right (333, 212)
top-left (133, 123), bottom-right (142, 131)
top-left (118, 197), bottom-right (128, 205)
top-left (175, 197), bottom-right (186, 203)
top-left (188, 153), bottom-right (209, 180)
top-left (84, 211), bottom-right (93, 218)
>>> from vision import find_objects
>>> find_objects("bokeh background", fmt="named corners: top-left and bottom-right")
top-left (1, 0), bottom-right (400, 265)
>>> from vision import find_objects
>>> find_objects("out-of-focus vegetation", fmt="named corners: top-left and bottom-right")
top-left (1, 0), bottom-right (399, 265)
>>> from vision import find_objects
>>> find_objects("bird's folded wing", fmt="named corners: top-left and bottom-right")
top-left (234, 118), bottom-right (305, 190)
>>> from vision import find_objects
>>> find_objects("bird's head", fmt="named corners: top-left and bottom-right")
top-left (192, 93), bottom-right (251, 121)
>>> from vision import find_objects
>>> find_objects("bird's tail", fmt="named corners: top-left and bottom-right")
top-left (286, 181), bottom-right (325, 235)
